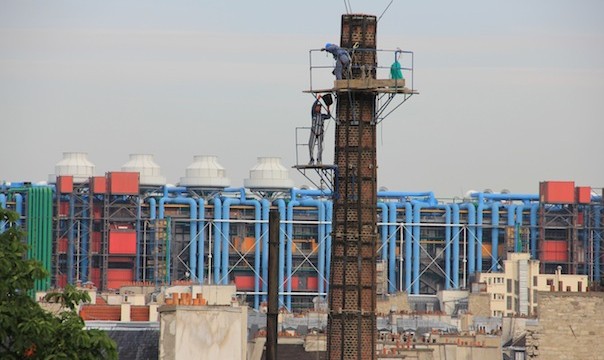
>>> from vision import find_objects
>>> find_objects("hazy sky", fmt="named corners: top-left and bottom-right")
top-left (1, 0), bottom-right (602, 198)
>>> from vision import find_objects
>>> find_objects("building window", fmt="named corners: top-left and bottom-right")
top-left (566, 286), bottom-right (571, 292)
top-left (533, 290), bottom-right (538, 303)
top-left (559, 281), bottom-right (563, 292)
top-left (533, 276), bottom-right (538, 287)
top-left (578, 281), bottom-right (582, 292)
top-left (507, 296), bottom-right (512, 310)
top-left (507, 279), bottom-right (512, 293)
top-left (546, 279), bottom-right (553, 286)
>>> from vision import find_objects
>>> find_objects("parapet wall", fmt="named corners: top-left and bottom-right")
top-left (526, 292), bottom-right (604, 359)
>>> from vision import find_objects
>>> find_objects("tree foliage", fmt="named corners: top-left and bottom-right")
top-left (0, 208), bottom-right (117, 359)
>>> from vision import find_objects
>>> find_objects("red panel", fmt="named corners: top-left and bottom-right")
top-left (575, 186), bottom-right (591, 204)
top-left (59, 202), bottom-right (70, 216)
top-left (234, 275), bottom-right (255, 290)
top-left (108, 172), bottom-right (139, 195)
top-left (109, 230), bottom-right (137, 254)
top-left (577, 212), bottom-right (584, 226)
top-left (92, 176), bottom-right (107, 194)
top-left (57, 176), bottom-right (73, 194)
top-left (107, 269), bottom-right (134, 289)
top-left (289, 276), bottom-right (299, 291)
top-left (307, 276), bottom-right (318, 291)
top-left (539, 181), bottom-right (575, 204)
top-left (541, 240), bottom-right (568, 262)
top-left (57, 237), bottom-right (68, 253)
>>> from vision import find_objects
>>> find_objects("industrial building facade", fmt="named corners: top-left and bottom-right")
top-left (1, 153), bottom-right (602, 312)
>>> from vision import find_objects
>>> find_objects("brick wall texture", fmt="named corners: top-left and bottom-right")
top-left (526, 292), bottom-right (604, 360)
top-left (327, 14), bottom-right (379, 360)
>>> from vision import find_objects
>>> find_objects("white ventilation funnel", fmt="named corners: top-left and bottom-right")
top-left (49, 152), bottom-right (95, 183)
top-left (121, 154), bottom-right (166, 186)
top-left (179, 155), bottom-right (230, 188)
top-left (244, 157), bottom-right (294, 190)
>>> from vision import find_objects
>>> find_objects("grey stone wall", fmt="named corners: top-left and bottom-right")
top-left (526, 292), bottom-right (604, 360)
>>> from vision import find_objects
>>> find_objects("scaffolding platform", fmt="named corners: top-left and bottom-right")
top-left (304, 78), bottom-right (418, 94)
top-left (292, 163), bottom-right (338, 195)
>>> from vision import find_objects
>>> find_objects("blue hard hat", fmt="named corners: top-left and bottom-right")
top-left (325, 43), bottom-right (332, 48)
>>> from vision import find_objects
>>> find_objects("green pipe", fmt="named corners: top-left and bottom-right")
top-left (43, 188), bottom-right (52, 290)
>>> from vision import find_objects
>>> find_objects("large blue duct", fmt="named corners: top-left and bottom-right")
top-left (377, 202), bottom-right (388, 263)
top-left (274, 199), bottom-right (286, 308)
top-left (159, 191), bottom-right (198, 281)
top-left (261, 199), bottom-right (271, 304)
top-left (196, 198), bottom-right (205, 282)
top-left (213, 197), bottom-right (222, 284)
top-left (450, 203), bottom-right (460, 289)
top-left (0, 194), bottom-right (6, 233)
top-left (325, 200), bottom-right (333, 294)
top-left (458, 203), bottom-right (476, 277)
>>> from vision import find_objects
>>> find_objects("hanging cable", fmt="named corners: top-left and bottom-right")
top-left (343, 0), bottom-right (350, 14)
top-left (378, 0), bottom-right (394, 23)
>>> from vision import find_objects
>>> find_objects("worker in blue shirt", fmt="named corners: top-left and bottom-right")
top-left (322, 43), bottom-right (351, 80)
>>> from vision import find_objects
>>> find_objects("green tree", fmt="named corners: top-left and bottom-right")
top-left (0, 208), bottom-right (117, 359)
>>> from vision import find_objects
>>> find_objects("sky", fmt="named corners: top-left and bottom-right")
top-left (0, 0), bottom-right (602, 198)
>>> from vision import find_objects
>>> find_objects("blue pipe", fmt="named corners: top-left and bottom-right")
top-left (490, 202), bottom-right (502, 272)
top-left (529, 203), bottom-right (539, 258)
top-left (291, 188), bottom-right (332, 199)
top-left (476, 196), bottom-right (485, 274)
top-left (197, 198), bottom-right (205, 282)
top-left (595, 206), bottom-right (602, 282)
top-left (386, 202), bottom-right (397, 293)
top-left (403, 202), bottom-right (413, 292)
top-left (0, 194), bottom-right (6, 232)
top-left (15, 193), bottom-right (23, 226)
top-left (377, 202), bottom-right (388, 262)
top-left (147, 198), bottom-right (157, 283)
top-left (470, 192), bottom-right (539, 202)
top-left (274, 199), bottom-right (286, 308)
top-left (450, 203), bottom-right (459, 289)
top-left (213, 197), bottom-right (222, 284)
top-left (325, 200), bottom-right (333, 294)
top-left (221, 196), bottom-right (240, 285)
top-left (261, 199), bottom-right (270, 303)
top-left (241, 194), bottom-right (261, 308)
top-left (148, 198), bottom-right (157, 220)
top-left (159, 195), bottom-right (198, 281)
top-left (459, 203), bottom-right (476, 278)
top-left (163, 186), bottom-right (187, 197)
top-left (378, 191), bottom-right (437, 207)
top-left (515, 204), bottom-right (525, 252)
